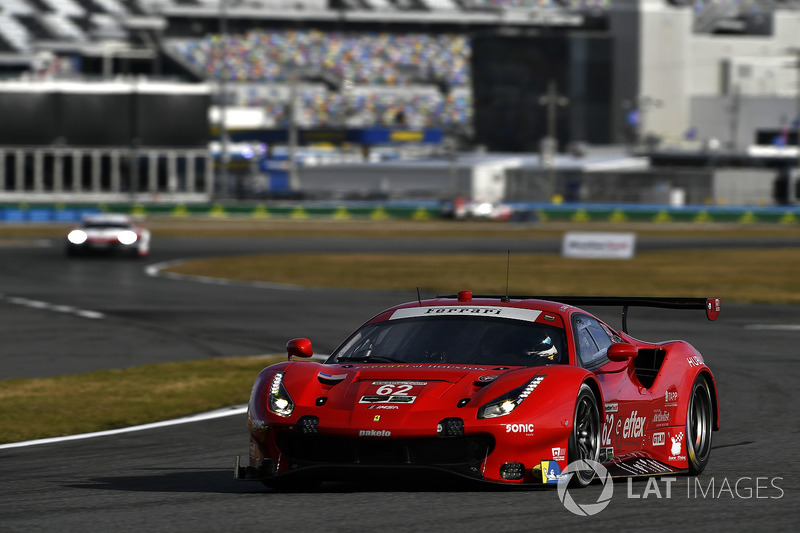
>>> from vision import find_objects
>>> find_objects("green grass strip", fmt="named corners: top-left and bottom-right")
top-left (0, 356), bottom-right (282, 445)
top-left (165, 249), bottom-right (800, 304)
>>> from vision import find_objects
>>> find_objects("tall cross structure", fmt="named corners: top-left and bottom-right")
top-left (538, 80), bottom-right (569, 168)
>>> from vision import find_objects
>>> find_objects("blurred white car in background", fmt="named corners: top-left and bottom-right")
top-left (66, 214), bottom-right (150, 258)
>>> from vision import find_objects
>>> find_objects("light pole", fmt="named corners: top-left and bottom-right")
top-left (287, 70), bottom-right (300, 194)
top-left (217, 0), bottom-right (230, 199)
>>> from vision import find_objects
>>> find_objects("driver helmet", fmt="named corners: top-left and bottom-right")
top-left (525, 334), bottom-right (558, 360)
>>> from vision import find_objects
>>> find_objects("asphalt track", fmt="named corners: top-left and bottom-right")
top-left (0, 231), bottom-right (798, 531)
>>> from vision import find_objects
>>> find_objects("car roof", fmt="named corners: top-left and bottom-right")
top-left (367, 293), bottom-right (576, 325)
top-left (83, 214), bottom-right (133, 225)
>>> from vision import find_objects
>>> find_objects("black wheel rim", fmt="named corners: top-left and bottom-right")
top-left (574, 394), bottom-right (599, 482)
top-left (688, 382), bottom-right (712, 463)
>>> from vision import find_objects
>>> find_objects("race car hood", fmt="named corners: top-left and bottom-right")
top-left (275, 361), bottom-right (554, 435)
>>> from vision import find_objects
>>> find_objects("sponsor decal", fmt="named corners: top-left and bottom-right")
top-left (317, 372), bottom-right (347, 384)
top-left (599, 447), bottom-right (615, 463)
top-left (359, 381), bottom-right (426, 404)
top-left (653, 432), bottom-right (666, 446)
top-left (669, 432), bottom-right (686, 461)
top-left (390, 306), bottom-right (543, 323)
top-left (477, 374), bottom-right (499, 383)
top-left (541, 461), bottom-right (569, 484)
top-left (652, 409), bottom-right (670, 425)
top-left (664, 388), bottom-right (679, 407)
top-left (359, 429), bottom-right (391, 437)
top-left (367, 405), bottom-right (399, 410)
top-left (604, 402), bottom-right (619, 413)
top-left (687, 355), bottom-right (704, 367)
top-left (371, 381), bottom-right (427, 386)
top-left (602, 412), bottom-right (615, 447)
top-left (552, 447), bottom-right (566, 461)
top-left (622, 410), bottom-right (646, 439)
top-left (505, 423), bottom-right (535, 435)
top-left (360, 395), bottom-right (416, 403)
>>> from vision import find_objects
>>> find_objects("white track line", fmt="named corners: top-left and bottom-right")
top-left (0, 405), bottom-right (248, 450)
top-left (3, 296), bottom-right (105, 319)
top-left (744, 324), bottom-right (800, 331)
top-left (146, 260), bottom-right (302, 290)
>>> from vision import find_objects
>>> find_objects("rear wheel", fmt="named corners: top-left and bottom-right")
top-left (686, 375), bottom-right (713, 475)
top-left (567, 384), bottom-right (601, 487)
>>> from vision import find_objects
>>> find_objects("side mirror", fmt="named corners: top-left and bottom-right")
top-left (287, 338), bottom-right (313, 361)
top-left (607, 343), bottom-right (638, 362)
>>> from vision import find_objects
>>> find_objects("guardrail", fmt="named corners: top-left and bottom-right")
top-left (1, 202), bottom-right (800, 224)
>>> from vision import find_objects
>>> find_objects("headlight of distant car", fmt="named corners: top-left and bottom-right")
top-left (67, 229), bottom-right (88, 244)
top-left (117, 230), bottom-right (138, 245)
top-left (268, 371), bottom-right (294, 417)
top-left (478, 375), bottom-right (546, 419)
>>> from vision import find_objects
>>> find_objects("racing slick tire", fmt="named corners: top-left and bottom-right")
top-left (567, 383), bottom-right (601, 488)
top-left (686, 375), bottom-right (713, 475)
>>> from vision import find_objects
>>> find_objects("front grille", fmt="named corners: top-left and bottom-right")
top-left (277, 433), bottom-right (494, 467)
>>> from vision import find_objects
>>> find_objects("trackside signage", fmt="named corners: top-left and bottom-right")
top-left (561, 232), bottom-right (636, 260)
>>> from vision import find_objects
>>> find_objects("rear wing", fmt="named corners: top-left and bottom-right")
top-left (437, 295), bottom-right (721, 334)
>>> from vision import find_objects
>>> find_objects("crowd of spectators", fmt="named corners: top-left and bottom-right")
top-left (173, 29), bottom-right (470, 87)
top-left (236, 85), bottom-right (472, 128)
top-left (171, 28), bottom-right (472, 128)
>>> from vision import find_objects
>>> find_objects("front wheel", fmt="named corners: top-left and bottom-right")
top-left (567, 383), bottom-right (601, 487)
top-left (686, 375), bottom-right (713, 475)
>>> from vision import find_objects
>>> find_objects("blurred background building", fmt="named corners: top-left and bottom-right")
top-left (0, 0), bottom-right (798, 205)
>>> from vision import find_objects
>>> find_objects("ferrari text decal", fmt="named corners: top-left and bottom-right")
top-left (390, 306), bottom-right (543, 323)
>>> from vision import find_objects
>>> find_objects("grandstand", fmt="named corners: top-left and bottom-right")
top-left (1, 0), bottom-right (799, 203)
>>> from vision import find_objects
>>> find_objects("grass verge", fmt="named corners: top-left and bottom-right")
top-left (0, 355), bottom-right (282, 445)
top-left (164, 248), bottom-right (800, 304)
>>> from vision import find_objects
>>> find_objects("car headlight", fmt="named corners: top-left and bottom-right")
top-left (67, 230), bottom-right (88, 245)
top-left (478, 375), bottom-right (546, 419)
top-left (268, 371), bottom-right (294, 417)
top-left (117, 230), bottom-right (138, 245)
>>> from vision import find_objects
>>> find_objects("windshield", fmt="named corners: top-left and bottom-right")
top-left (330, 316), bottom-right (567, 367)
top-left (82, 222), bottom-right (132, 230)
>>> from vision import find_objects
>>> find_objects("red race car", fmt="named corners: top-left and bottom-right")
top-left (236, 291), bottom-right (720, 489)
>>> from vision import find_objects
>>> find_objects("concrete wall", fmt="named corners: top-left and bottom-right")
top-left (610, 2), bottom-right (800, 144)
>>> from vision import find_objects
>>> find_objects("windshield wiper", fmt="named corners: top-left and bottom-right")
top-left (338, 355), bottom-right (405, 363)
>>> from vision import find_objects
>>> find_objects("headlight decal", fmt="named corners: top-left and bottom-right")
top-left (268, 371), bottom-right (294, 417)
top-left (478, 374), bottom-right (546, 419)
